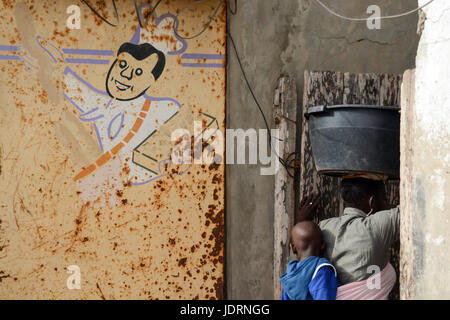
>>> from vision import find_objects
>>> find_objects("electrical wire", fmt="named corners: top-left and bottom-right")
top-left (160, 0), bottom-right (298, 176)
top-left (314, 0), bottom-right (435, 21)
top-left (80, 0), bottom-right (120, 27)
top-left (227, 0), bottom-right (434, 177)
top-left (229, 0), bottom-right (237, 15)
top-left (227, 30), bottom-right (298, 178)
top-left (173, 0), bottom-right (225, 40)
top-left (81, 0), bottom-right (297, 176)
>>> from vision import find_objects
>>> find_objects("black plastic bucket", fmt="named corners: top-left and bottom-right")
top-left (305, 105), bottom-right (400, 178)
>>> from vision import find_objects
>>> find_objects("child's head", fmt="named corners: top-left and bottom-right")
top-left (290, 221), bottom-right (324, 261)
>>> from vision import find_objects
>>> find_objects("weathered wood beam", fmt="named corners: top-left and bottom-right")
top-left (273, 76), bottom-right (297, 300)
top-left (399, 69), bottom-right (416, 300)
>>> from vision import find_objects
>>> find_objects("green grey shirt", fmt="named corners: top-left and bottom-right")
top-left (318, 206), bottom-right (399, 285)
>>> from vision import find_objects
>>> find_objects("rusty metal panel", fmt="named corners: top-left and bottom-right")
top-left (0, 0), bottom-right (225, 299)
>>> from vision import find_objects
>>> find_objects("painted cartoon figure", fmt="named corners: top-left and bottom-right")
top-left (63, 42), bottom-right (182, 189)
top-left (9, 4), bottom-right (221, 206)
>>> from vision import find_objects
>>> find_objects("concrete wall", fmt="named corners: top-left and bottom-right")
top-left (226, 0), bottom-right (419, 299)
top-left (400, 0), bottom-right (450, 299)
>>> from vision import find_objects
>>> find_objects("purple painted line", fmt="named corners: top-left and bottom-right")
top-left (20, 53), bottom-right (35, 66)
top-left (158, 13), bottom-right (188, 56)
top-left (62, 48), bottom-right (114, 56)
top-left (63, 93), bottom-right (84, 113)
top-left (158, 158), bottom-right (171, 173)
top-left (93, 123), bottom-right (104, 152)
top-left (64, 66), bottom-right (109, 96)
top-left (130, 160), bottom-right (191, 186)
top-left (135, 4), bottom-right (188, 56)
top-left (181, 62), bottom-right (224, 68)
top-left (130, 23), bottom-right (140, 45)
top-left (0, 55), bottom-right (20, 60)
top-left (63, 83), bottom-right (105, 152)
top-left (105, 99), bottom-right (113, 109)
top-left (79, 114), bottom-right (104, 122)
top-left (21, 59), bottom-right (36, 69)
top-left (0, 45), bottom-right (19, 51)
top-left (108, 112), bottom-right (124, 141)
top-left (181, 53), bottom-right (225, 60)
top-left (130, 173), bottom-right (168, 186)
top-left (45, 39), bottom-right (64, 61)
top-left (66, 58), bottom-right (110, 65)
top-left (80, 107), bottom-right (99, 116)
top-left (36, 36), bottom-right (61, 63)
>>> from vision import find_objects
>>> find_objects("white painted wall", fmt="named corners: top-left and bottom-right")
top-left (410, 0), bottom-right (450, 299)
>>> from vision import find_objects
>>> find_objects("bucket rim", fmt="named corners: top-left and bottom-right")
top-left (305, 104), bottom-right (400, 118)
top-left (317, 169), bottom-right (399, 180)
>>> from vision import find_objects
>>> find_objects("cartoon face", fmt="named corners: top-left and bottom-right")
top-left (106, 52), bottom-right (158, 101)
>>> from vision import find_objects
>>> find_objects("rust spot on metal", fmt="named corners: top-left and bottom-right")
top-left (178, 257), bottom-right (187, 267)
top-left (1, 0), bottom-right (226, 300)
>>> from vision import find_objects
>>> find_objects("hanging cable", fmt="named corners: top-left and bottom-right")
top-left (227, 30), bottom-right (299, 178)
top-left (314, 0), bottom-right (435, 21)
top-left (80, 0), bottom-right (120, 27)
top-left (81, 0), bottom-right (297, 176)
top-left (229, 0), bottom-right (237, 15)
top-left (173, 0), bottom-right (224, 40)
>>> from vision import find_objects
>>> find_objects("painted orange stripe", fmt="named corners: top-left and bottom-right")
top-left (142, 100), bottom-right (151, 112)
top-left (111, 142), bottom-right (125, 155)
top-left (73, 100), bottom-right (151, 182)
top-left (123, 132), bottom-right (134, 143)
top-left (74, 164), bottom-right (96, 181)
top-left (132, 118), bottom-right (143, 132)
top-left (96, 152), bottom-right (112, 167)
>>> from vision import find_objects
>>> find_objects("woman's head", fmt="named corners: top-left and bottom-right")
top-left (341, 178), bottom-right (387, 213)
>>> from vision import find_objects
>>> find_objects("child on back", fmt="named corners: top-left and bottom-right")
top-left (280, 221), bottom-right (339, 300)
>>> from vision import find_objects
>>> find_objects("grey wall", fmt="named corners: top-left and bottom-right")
top-left (226, 0), bottom-right (419, 299)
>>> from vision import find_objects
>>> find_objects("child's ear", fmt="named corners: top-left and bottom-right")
top-left (290, 243), bottom-right (297, 255)
top-left (320, 241), bottom-right (325, 252)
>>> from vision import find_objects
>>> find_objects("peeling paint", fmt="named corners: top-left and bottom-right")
top-left (401, 0), bottom-right (450, 299)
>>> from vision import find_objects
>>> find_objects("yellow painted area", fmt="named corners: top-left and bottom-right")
top-left (0, 0), bottom-right (225, 299)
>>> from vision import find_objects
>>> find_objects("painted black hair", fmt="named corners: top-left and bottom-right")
top-left (117, 42), bottom-right (165, 80)
top-left (341, 178), bottom-right (385, 208)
